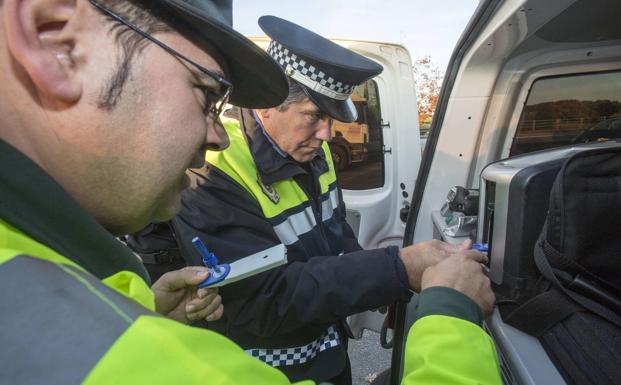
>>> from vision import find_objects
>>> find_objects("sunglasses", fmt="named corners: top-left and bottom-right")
top-left (88, 0), bottom-right (233, 119)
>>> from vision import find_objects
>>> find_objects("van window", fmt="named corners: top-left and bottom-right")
top-left (510, 71), bottom-right (621, 156)
top-left (330, 80), bottom-right (385, 190)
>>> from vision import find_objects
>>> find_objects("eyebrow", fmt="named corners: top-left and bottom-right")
top-left (299, 106), bottom-right (323, 114)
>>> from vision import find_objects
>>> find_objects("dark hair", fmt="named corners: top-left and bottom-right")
top-left (96, 1), bottom-right (173, 110)
top-left (276, 79), bottom-right (308, 111)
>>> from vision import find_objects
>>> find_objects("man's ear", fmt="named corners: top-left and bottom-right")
top-left (3, 0), bottom-right (81, 106)
top-left (257, 108), bottom-right (270, 119)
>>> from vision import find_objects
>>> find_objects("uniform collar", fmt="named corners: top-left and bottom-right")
top-left (0, 139), bottom-right (150, 283)
top-left (236, 108), bottom-right (329, 186)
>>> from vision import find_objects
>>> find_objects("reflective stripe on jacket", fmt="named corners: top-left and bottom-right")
top-left (208, 118), bottom-right (344, 254)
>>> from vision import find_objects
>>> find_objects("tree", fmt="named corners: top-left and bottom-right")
top-left (412, 56), bottom-right (444, 132)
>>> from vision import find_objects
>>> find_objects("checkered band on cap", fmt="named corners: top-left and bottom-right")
top-left (267, 41), bottom-right (355, 101)
top-left (245, 324), bottom-right (341, 367)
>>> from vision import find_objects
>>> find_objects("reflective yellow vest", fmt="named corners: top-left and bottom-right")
top-left (0, 219), bottom-right (501, 385)
top-left (0, 126), bottom-right (501, 384)
top-left (207, 118), bottom-right (343, 253)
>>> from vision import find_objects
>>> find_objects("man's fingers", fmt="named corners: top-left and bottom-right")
top-left (459, 238), bottom-right (473, 250)
top-left (475, 276), bottom-right (496, 317)
top-left (159, 266), bottom-right (209, 291)
top-left (186, 292), bottom-right (217, 312)
top-left (206, 304), bottom-right (224, 322)
top-left (187, 295), bottom-right (223, 321)
top-left (197, 287), bottom-right (219, 299)
top-left (203, 295), bottom-right (222, 317)
top-left (459, 249), bottom-right (488, 264)
top-left (446, 239), bottom-right (472, 251)
top-left (437, 239), bottom-right (472, 252)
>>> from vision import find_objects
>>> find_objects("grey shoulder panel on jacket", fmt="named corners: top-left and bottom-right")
top-left (0, 255), bottom-right (155, 385)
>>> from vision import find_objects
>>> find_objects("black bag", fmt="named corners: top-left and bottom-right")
top-left (503, 147), bottom-right (621, 385)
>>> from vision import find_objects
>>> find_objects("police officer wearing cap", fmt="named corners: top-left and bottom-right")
top-left (126, 16), bottom-right (500, 385)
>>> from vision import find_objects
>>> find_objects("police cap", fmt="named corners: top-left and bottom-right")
top-left (259, 15), bottom-right (383, 122)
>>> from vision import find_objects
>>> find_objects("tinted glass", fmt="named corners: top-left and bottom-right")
top-left (330, 80), bottom-right (385, 190)
top-left (510, 71), bottom-right (621, 156)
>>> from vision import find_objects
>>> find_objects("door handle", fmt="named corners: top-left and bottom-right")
top-left (400, 204), bottom-right (410, 222)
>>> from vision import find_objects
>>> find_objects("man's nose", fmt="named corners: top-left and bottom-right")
top-left (315, 119), bottom-right (333, 142)
top-left (206, 117), bottom-right (230, 151)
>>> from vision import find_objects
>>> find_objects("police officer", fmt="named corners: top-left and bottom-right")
top-left (0, 1), bottom-right (500, 384)
top-left (140, 16), bottom-right (499, 384)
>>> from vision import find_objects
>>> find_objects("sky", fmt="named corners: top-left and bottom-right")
top-left (234, 0), bottom-right (480, 73)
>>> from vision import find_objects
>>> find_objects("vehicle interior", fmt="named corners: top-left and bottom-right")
top-left (391, 1), bottom-right (621, 384)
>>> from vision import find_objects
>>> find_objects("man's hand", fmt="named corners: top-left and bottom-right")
top-left (421, 250), bottom-right (495, 316)
top-left (151, 266), bottom-right (224, 324)
top-left (398, 239), bottom-right (472, 291)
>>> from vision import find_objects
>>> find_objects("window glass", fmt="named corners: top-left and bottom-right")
top-left (510, 71), bottom-right (621, 156)
top-left (330, 80), bottom-right (385, 190)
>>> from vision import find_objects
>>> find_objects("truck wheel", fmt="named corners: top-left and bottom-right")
top-left (332, 146), bottom-right (349, 171)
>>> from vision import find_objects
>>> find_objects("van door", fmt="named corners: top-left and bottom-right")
top-left (392, 0), bottom-right (621, 383)
top-left (333, 40), bottom-right (421, 253)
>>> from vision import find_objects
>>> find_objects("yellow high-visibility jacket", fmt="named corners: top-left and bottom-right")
top-left (0, 138), bottom-right (501, 385)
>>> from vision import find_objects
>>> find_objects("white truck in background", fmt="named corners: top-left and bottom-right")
top-left (330, 93), bottom-right (370, 171)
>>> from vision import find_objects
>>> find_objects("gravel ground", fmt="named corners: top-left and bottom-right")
top-left (348, 330), bottom-right (392, 385)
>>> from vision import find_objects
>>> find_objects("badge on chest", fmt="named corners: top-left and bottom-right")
top-left (257, 174), bottom-right (280, 204)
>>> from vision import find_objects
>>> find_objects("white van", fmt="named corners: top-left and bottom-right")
top-left (363, 1), bottom-right (620, 384)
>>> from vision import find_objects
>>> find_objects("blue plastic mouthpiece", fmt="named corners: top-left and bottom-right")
top-left (192, 236), bottom-right (219, 268)
top-left (191, 236), bottom-right (231, 288)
